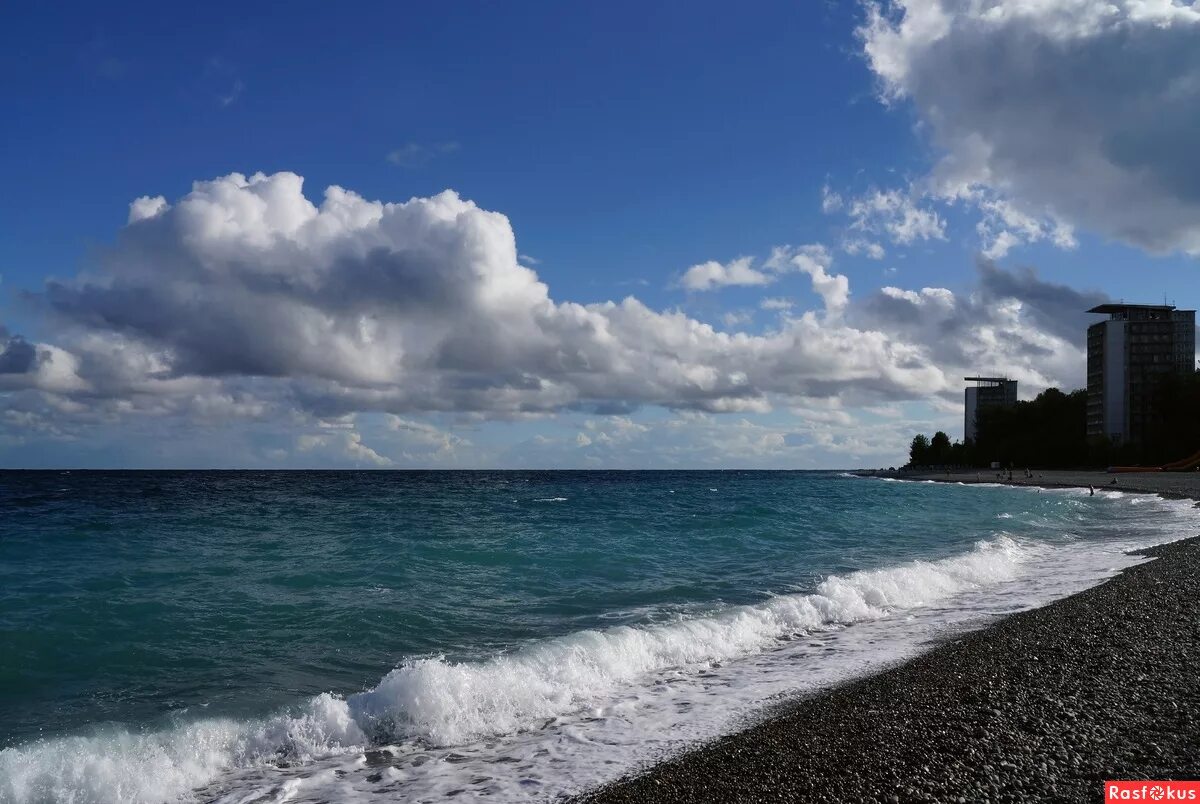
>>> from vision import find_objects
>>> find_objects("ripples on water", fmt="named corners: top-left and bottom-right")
top-left (0, 471), bottom-right (1195, 802)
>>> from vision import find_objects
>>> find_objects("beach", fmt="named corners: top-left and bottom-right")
top-left (582, 474), bottom-right (1200, 804)
top-left (900, 468), bottom-right (1200, 500)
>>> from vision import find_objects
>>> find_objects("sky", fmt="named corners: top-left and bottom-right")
top-left (2, 0), bottom-right (1199, 469)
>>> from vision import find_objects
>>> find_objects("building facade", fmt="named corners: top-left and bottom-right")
top-left (1086, 304), bottom-right (1196, 443)
top-left (964, 377), bottom-right (1018, 442)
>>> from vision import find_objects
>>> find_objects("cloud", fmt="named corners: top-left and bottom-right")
top-left (681, 244), bottom-right (838, 297)
top-left (385, 414), bottom-right (467, 459)
top-left (2, 171), bottom-right (1107, 459)
top-left (297, 428), bottom-right (393, 466)
top-left (342, 431), bottom-right (391, 465)
top-left (843, 238), bottom-right (886, 259)
top-left (0, 329), bottom-right (37, 375)
top-left (721, 310), bottom-right (754, 328)
top-left (855, 257), bottom-right (1108, 393)
top-left (219, 78), bottom-right (245, 108)
top-left (846, 188), bottom-right (945, 245)
top-left (860, 0), bottom-right (1200, 255)
top-left (973, 259), bottom-right (1107, 343)
top-left (128, 195), bottom-right (169, 224)
top-left (759, 297), bottom-right (793, 312)
top-left (976, 198), bottom-right (1077, 259)
top-left (203, 56), bottom-right (245, 108)
top-left (678, 256), bottom-right (770, 290)
top-left (0, 330), bottom-right (89, 395)
top-left (386, 142), bottom-right (461, 168)
top-left (766, 245), bottom-right (846, 315)
top-left (821, 184), bottom-right (844, 213)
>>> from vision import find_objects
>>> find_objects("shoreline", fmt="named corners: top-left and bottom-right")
top-left (579, 478), bottom-right (1200, 803)
top-left (860, 467), bottom-right (1200, 503)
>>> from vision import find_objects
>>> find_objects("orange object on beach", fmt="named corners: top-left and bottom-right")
top-left (1108, 446), bottom-right (1200, 473)
top-left (1160, 447), bottom-right (1200, 471)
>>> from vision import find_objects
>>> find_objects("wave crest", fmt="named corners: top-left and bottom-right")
top-left (0, 536), bottom-right (1032, 803)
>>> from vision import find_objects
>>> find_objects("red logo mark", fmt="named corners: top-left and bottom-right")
top-left (1106, 781), bottom-right (1200, 802)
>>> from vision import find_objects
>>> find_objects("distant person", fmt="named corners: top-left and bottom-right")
top-left (1089, 485), bottom-right (1095, 496)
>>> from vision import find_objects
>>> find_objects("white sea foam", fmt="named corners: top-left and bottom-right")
top-left (345, 534), bottom-right (1029, 747)
top-left (532, 497), bottom-right (568, 503)
top-left (4, 491), bottom-right (1196, 804)
top-left (0, 695), bottom-right (365, 804)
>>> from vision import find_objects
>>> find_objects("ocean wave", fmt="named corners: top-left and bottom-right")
top-left (351, 535), bottom-right (1030, 745)
top-left (0, 694), bottom-right (364, 804)
top-left (0, 536), bottom-right (1036, 803)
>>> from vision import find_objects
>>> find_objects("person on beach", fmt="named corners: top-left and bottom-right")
top-left (1089, 485), bottom-right (1095, 496)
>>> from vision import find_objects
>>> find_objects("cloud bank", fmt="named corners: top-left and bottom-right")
top-left (2, 172), bottom-right (1103, 463)
top-left (859, 0), bottom-right (1200, 256)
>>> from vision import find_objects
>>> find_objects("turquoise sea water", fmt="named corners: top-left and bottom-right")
top-left (1, 471), bottom-right (1196, 802)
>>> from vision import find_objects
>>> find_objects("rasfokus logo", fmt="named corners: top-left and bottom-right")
top-left (1106, 781), bottom-right (1200, 801)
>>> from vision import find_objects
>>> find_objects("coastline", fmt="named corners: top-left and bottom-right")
top-left (868, 467), bottom-right (1200, 503)
top-left (579, 477), bottom-right (1200, 803)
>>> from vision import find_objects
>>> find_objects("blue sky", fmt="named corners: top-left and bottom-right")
top-left (3, 1), bottom-right (1199, 468)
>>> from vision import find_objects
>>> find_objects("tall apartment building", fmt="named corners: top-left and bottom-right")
top-left (1086, 303), bottom-right (1196, 443)
top-left (964, 376), bottom-right (1018, 442)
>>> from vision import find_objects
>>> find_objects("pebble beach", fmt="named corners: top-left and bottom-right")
top-left (581, 473), bottom-right (1200, 803)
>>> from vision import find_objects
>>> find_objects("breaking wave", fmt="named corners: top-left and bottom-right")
top-left (1, 536), bottom-right (1036, 803)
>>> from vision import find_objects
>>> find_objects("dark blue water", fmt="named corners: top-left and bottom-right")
top-left (1, 471), bottom-right (1194, 802)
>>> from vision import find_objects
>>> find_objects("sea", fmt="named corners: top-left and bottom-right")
top-left (1, 470), bottom-right (1196, 803)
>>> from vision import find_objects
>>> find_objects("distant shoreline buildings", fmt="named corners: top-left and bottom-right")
top-left (1086, 303), bottom-right (1196, 444)
top-left (958, 302), bottom-right (1197, 453)
top-left (963, 376), bottom-right (1018, 442)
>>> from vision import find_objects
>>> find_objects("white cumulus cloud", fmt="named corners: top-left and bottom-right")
top-left (860, 0), bottom-right (1200, 255)
top-left (678, 256), bottom-right (770, 290)
top-left (0, 172), bottom-right (1111, 460)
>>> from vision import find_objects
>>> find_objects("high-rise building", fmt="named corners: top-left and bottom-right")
top-left (964, 376), bottom-right (1018, 442)
top-left (1086, 303), bottom-right (1196, 443)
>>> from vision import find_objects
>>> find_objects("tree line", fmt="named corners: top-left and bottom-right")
top-left (907, 373), bottom-right (1200, 469)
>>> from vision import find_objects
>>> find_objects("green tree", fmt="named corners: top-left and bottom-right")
top-left (950, 438), bottom-right (973, 466)
top-left (1143, 371), bottom-right (1200, 465)
top-left (972, 388), bottom-right (1089, 468)
top-left (909, 434), bottom-right (930, 467)
top-left (930, 431), bottom-right (952, 464)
